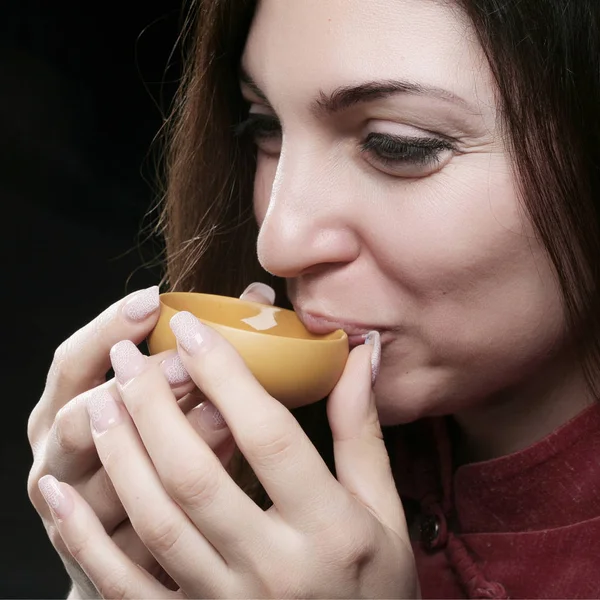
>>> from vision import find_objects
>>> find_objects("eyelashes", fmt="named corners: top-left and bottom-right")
top-left (234, 113), bottom-right (281, 140)
top-left (360, 132), bottom-right (453, 168)
top-left (233, 112), bottom-right (455, 175)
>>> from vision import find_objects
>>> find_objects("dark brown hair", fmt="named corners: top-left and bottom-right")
top-left (157, 0), bottom-right (600, 507)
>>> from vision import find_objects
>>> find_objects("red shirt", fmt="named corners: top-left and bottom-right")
top-left (387, 402), bottom-right (600, 598)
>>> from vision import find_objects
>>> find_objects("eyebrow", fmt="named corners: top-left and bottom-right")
top-left (239, 67), bottom-right (473, 116)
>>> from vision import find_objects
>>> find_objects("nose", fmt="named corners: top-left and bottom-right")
top-left (256, 149), bottom-right (360, 278)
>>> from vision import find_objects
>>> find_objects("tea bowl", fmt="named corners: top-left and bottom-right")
top-left (147, 292), bottom-right (349, 407)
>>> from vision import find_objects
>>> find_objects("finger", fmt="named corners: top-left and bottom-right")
top-left (239, 281), bottom-right (276, 305)
top-left (85, 374), bottom-right (235, 594)
top-left (169, 312), bottom-right (343, 529)
top-left (105, 342), bottom-right (272, 581)
top-left (185, 401), bottom-right (236, 463)
top-left (79, 397), bottom-right (235, 535)
top-left (43, 351), bottom-right (194, 478)
top-left (176, 388), bottom-right (205, 414)
top-left (327, 332), bottom-right (408, 539)
top-left (37, 476), bottom-right (181, 600)
top-left (33, 386), bottom-right (233, 544)
top-left (29, 286), bottom-right (161, 438)
top-left (111, 520), bottom-right (179, 591)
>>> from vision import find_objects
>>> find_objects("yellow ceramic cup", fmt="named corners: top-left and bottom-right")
top-left (147, 292), bottom-right (349, 408)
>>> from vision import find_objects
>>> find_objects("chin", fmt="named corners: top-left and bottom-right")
top-left (376, 401), bottom-right (425, 427)
top-left (374, 387), bottom-right (428, 426)
top-left (373, 369), bottom-right (459, 426)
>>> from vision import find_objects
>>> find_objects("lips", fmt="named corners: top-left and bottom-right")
top-left (296, 309), bottom-right (381, 348)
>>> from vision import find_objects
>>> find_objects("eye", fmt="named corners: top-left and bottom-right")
top-left (360, 132), bottom-right (455, 177)
top-left (234, 112), bottom-right (282, 156)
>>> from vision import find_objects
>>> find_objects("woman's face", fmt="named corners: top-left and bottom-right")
top-left (241, 0), bottom-right (565, 425)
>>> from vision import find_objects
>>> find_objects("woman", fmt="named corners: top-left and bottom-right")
top-left (27, 0), bottom-right (600, 597)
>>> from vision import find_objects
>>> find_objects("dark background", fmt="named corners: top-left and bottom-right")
top-left (2, 1), bottom-right (184, 596)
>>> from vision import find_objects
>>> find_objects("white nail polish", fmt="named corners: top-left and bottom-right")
top-left (240, 282), bottom-right (276, 305)
top-left (364, 330), bottom-right (381, 386)
top-left (110, 340), bottom-right (147, 385)
top-left (161, 354), bottom-right (191, 385)
top-left (122, 286), bottom-right (160, 322)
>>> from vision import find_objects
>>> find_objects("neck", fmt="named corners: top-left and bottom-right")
top-left (451, 353), bottom-right (596, 466)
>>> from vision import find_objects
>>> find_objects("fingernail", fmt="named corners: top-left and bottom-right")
top-left (122, 286), bottom-right (160, 322)
top-left (85, 388), bottom-right (122, 433)
top-left (110, 340), bottom-right (147, 385)
top-left (199, 400), bottom-right (227, 430)
top-left (169, 311), bottom-right (214, 355)
top-left (364, 331), bottom-right (381, 386)
top-left (160, 353), bottom-right (191, 386)
top-left (240, 282), bottom-right (276, 305)
top-left (38, 475), bottom-right (74, 520)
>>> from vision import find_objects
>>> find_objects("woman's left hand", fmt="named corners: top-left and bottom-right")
top-left (38, 311), bottom-right (420, 599)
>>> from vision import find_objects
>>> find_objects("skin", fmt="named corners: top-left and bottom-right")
top-left (244, 0), bottom-right (593, 460)
top-left (27, 285), bottom-right (272, 597)
top-left (27, 1), bottom-right (593, 597)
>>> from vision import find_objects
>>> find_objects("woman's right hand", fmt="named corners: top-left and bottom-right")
top-left (27, 283), bottom-right (276, 598)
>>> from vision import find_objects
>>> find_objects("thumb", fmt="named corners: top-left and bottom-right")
top-left (327, 331), bottom-right (408, 538)
top-left (239, 282), bottom-right (276, 305)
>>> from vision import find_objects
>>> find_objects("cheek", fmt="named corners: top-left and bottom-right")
top-left (366, 151), bottom-right (565, 363)
top-left (371, 152), bottom-right (531, 298)
top-left (372, 155), bottom-right (566, 412)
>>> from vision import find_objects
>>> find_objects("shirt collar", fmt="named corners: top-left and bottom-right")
top-left (387, 402), bottom-right (600, 534)
top-left (454, 401), bottom-right (600, 533)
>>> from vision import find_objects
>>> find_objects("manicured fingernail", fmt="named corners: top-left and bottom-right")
top-left (199, 401), bottom-right (227, 430)
top-left (110, 340), bottom-right (147, 385)
top-left (38, 475), bottom-right (74, 520)
top-left (364, 330), bottom-right (381, 386)
top-left (85, 388), bottom-right (122, 433)
top-left (122, 286), bottom-right (160, 322)
top-left (160, 353), bottom-right (191, 386)
top-left (240, 282), bottom-right (276, 305)
top-left (169, 311), bottom-right (213, 355)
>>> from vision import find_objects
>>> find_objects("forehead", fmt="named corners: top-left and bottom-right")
top-left (242, 0), bottom-right (494, 111)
